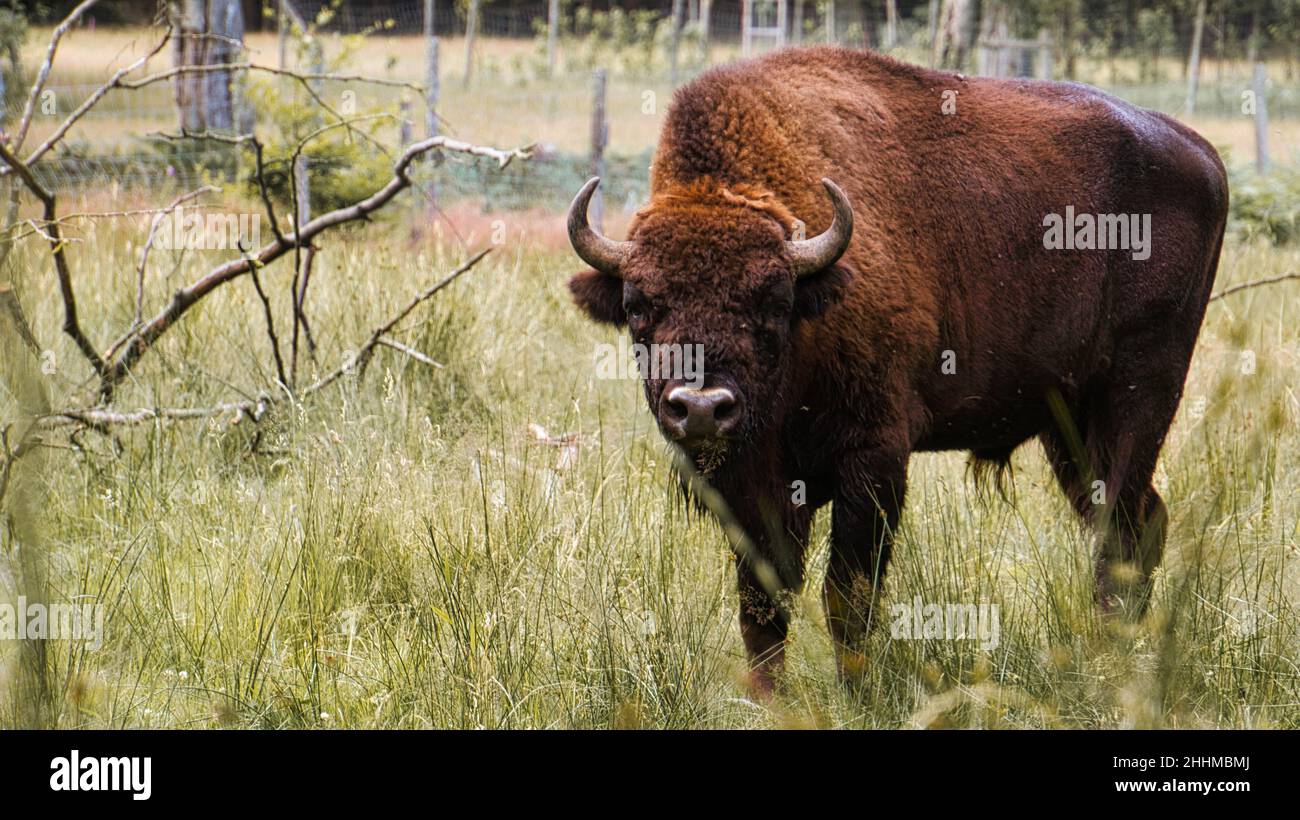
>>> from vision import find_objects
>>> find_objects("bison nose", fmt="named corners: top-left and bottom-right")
top-left (662, 386), bottom-right (741, 440)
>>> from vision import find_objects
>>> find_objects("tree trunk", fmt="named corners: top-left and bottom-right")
top-left (206, 0), bottom-right (244, 132)
top-left (171, 0), bottom-right (244, 133)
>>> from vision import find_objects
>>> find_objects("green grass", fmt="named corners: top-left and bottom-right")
top-left (1, 204), bottom-right (1298, 728)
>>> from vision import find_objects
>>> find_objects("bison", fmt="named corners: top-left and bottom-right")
top-left (565, 46), bottom-right (1228, 693)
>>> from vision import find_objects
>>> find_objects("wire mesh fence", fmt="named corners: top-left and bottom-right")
top-left (288, 0), bottom-right (797, 40)
top-left (3, 0), bottom-right (1294, 211)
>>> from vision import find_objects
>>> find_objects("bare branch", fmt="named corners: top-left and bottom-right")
top-left (1210, 272), bottom-right (1300, 302)
top-left (99, 137), bottom-right (526, 399)
top-left (0, 141), bottom-right (106, 377)
top-left (135, 186), bottom-right (222, 328)
top-left (22, 26), bottom-right (173, 168)
top-left (43, 249), bottom-right (492, 429)
top-left (119, 62), bottom-right (427, 93)
top-left (248, 264), bottom-right (289, 391)
top-left (354, 248), bottom-right (491, 379)
top-left (376, 337), bottom-right (443, 369)
top-left (11, 0), bottom-right (102, 152)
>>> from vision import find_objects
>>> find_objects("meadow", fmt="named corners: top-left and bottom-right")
top-left (0, 26), bottom-right (1297, 729)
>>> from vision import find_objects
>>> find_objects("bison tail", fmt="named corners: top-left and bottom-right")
top-left (968, 446), bottom-right (1017, 501)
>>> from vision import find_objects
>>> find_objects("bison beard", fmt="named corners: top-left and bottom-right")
top-left (566, 46), bottom-right (1228, 696)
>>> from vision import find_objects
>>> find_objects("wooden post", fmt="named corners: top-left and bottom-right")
top-left (825, 0), bottom-right (834, 43)
top-left (742, 0), bottom-right (751, 57)
top-left (793, 0), bottom-right (803, 44)
top-left (425, 0), bottom-right (438, 139)
top-left (1185, 0), bottom-right (1206, 114)
top-left (670, 0), bottom-right (684, 85)
top-left (278, 0), bottom-right (288, 69)
top-left (884, 0), bottom-right (898, 50)
top-left (548, 0), bottom-right (560, 76)
top-left (590, 68), bottom-right (608, 233)
top-left (463, 0), bottom-right (479, 88)
top-left (294, 154), bottom-right (311, 228)
top-left (1253, 62), bottom-right (1269, 173)
top-left (700, 0), bottom-right (712, 64)
top-left (744, 0), bottom-right (787, 55)
top-left (1035, 29), bottom-right (1052, 80)
top-left (399, 99), bottom-right (412, 146)
top-left (927, 0), bottom-right (939, 66)
top-left (424, 0), bottom-right (439, 208)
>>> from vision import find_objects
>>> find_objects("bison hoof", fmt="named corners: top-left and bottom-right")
top-left (745, 664), bottom-right (781, 700)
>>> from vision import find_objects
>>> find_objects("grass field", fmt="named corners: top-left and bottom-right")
top-left (0, 26), bottom-right (1298, 729)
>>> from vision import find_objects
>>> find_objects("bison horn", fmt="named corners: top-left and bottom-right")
top-left (787, 179), bottom-right (854, 278)
top-left (567, 177), bottom-right (630, 277)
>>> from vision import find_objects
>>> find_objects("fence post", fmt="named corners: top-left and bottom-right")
top-left (1185, 0), bottom-right (1206, 114)
top-left (424, 0), bottom-right (439, 209)
top-left (1253, 62), bottom-right (1269, 173)
top-left (927, 0), bottom-right (939, 66)
top-left (548, 0), bottom-right (560, 76)
top-left (741, 0), bottom-right (751, 56)
top-left (590, 68), bottom-right (608, 233)
top-left (792, 0), bottom-right (802, 44)
top-left (1035, 29), bottom-right (1052, 79)
top-left (700, 0), bottom-right (713, 64)
top-left (425, 0), bottom-right (439, 139)
top-left (825, 0), bottom-right (834, 44)
top-left (670, 0), bottom-right (685, 86)
top-left (278, 0), bottom-right (288, 69)
top-left (463, 0), bottom-right (479, 88)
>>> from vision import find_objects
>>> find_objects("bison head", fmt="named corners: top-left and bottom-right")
top-left (567, 177), bottom-right (854, 470)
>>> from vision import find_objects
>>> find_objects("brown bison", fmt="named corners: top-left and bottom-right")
top-left (565, 46), bottom-right (1228, 693)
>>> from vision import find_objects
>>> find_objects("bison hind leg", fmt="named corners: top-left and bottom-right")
top-left (1040, 374), bottom-right (1180, 620)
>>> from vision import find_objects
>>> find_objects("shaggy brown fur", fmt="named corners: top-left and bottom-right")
top-left (568, 46), bottom-right (1228, 694)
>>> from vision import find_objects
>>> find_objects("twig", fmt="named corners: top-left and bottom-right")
top-left (376, 337), bottom-right (443, 369)
top-left (21, 26), bottom-right (173, 168)
top-left (10, 0), bottom-right (101, 152)
top-left (1209, 272), bottom-right (1300, 302)
top-left (119, 62), bottom-right (426, 93)
top-left (0, 141), bottom-right (106, 377)
top-left (248, 264), bottom-right (289, 392)
top-left (285, 113), bottom-right (398, 381)
top-left (355, 248), bottom-right (491, 380)
top-left (104, 189), bottom-right (220, 361)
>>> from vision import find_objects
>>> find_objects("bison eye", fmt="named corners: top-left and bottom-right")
top-left (624, 298), bottom-right (651, 324)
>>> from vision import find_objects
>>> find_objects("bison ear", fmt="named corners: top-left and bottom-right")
top-left (794, 262), bottom-right (852, 319)
top-left (568, 268), bottom-right (626, 326)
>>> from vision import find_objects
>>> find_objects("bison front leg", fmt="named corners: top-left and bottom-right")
top-left (736, 561), bottom-right (791, 697)
top-left (826, 448), bottom-right (908, 684)
top-left (732, 498), bottom-right (810, 698)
